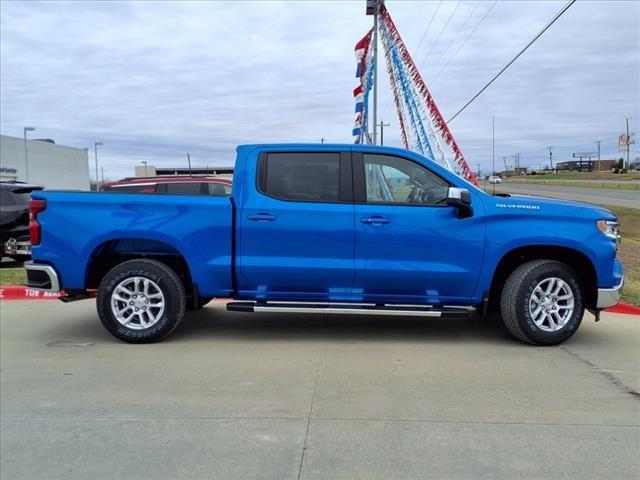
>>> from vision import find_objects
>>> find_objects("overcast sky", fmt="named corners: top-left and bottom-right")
top-left (1, 0), bottom-right (638, 179)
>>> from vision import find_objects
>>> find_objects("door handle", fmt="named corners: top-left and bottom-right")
top-left (248, 213), bottom-right (277, 222)
top-left (361, 216), bottom-right (390, 225)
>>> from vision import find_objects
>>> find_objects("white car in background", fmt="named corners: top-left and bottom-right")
top-left (488, 176), bottom-right (503, 184)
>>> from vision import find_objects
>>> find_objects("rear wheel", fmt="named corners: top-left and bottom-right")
top-left (500, 260), bottom-right (584, 345)
top-left (97, 259), bottom-right (186, 343)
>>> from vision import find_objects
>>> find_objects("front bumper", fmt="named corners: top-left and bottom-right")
top-left (596, 276), bottom-right (624, 309)
top-left (24, 261), bottom-right (61, 293)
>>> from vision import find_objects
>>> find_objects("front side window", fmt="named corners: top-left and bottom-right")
top-left (261, 152), bottom-right (341, 202)
top-left (363, 154), bottom-right (449, 205)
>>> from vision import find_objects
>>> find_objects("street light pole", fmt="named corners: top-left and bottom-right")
top-left (94, 142), bottom-right (103, 191)
top-left (626, 118), bottom-right (631, 171)
top-left (23, 127), bottom-right (35, 182)
top-left (142, 161), bottom-right (148, 176)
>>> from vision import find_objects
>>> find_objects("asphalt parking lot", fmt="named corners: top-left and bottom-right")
top-left (1, 300), bottom-right (638, 479)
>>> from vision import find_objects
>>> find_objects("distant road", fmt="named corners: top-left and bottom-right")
top-left (487, 183), bottom-right (640, 209)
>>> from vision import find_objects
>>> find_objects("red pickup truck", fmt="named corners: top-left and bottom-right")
top-left (102, 176), bottom-right (232, 196)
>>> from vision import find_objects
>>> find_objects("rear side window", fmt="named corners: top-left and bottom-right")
top-left (259, 152), bottom-right (341, 202)
top-left (165, 183), bottom-right (203, 195)
top-left (208, 183), bottom-right (231, 196)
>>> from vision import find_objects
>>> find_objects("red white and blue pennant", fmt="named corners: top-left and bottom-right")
top-left (353, 28), bottom-right (375, 143)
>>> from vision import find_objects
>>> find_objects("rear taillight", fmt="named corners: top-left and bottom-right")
top-left (29, 198), bottom-right (47, 246)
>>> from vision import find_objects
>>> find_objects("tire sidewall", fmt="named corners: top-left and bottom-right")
top-left (97, 261), bottom-right (185, 343)
top-left (516, 263), bottom-right (584, 345)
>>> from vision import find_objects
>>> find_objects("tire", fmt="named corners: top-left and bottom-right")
top-left (96, 259), bottom-right (186, 343)
top-left (500, 260), bottom-right (584, 346)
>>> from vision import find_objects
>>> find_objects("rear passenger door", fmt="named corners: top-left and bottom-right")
top-left (237, 150), bottom-right (354, 300)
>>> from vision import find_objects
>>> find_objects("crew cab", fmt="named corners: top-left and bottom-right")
top-left (24, 144), bottom-right (623, 345)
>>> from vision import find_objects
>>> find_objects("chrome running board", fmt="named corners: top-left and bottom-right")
top-left (226, 301), bottom-right (474, 317)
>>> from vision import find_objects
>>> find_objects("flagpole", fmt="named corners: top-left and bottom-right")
top-left (372, 5), bottom-right (378, 145)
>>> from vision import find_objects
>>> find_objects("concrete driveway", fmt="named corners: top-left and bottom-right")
top-left (1, 300), bottom-right (638, 479)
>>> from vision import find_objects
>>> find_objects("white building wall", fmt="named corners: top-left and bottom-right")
top-left (0, 134), bottom-right (90, 190)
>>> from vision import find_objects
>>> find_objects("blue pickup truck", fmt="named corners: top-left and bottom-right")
top-left (25, 144), bottom-right (623, 345)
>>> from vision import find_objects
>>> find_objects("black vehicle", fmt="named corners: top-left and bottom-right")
top-left (0, 182), bottom-right (43, 260)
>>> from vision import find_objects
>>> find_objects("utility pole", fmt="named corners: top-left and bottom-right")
top-left (94, 142), bottom-right (103, 191)
top-left (595, 140), bottom-right (601, 171)
top-left (377, 119), bottom-right (390, 145)
top-left (23, 127), bottom-right (35, 182)
top-left (101, 167), bottom-right (104, 185)
top-left (547, 146), bottom-right (553, 171)
top-left (503, 156), bottom-right (508, 174)
top-left (476, 163), bottom-right (481, 179)
top-left (187, 153), bottom-right (193, 175)
top-left (320, 138), bottom-right (326, 144)
top-left (492, 116), bottom-right (496, 193)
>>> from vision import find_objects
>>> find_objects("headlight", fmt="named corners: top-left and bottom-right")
top-left (597, 220), bottom-right (621, 246)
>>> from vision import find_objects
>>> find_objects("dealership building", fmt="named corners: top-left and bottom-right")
top-left (133, 164), bottom-right (234, 177)
top-left (0, 134), bottom-right (90, 190)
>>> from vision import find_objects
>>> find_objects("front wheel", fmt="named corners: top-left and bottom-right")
top-left (96, 259), bottom-right (186, 343)
top-left (500, 260), bottom-right (584, 346)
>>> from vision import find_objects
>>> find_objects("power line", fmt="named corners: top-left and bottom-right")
top-left (430, 0), bottom-right (498, 86)
top-left (413, 1), bottom-right (442, 59)
top-left (428, 1), bottom-right (482, 80)
top-left (419, 1), bottom-right (462, 69)
top-left (447, 0), bottom-right (577, 124)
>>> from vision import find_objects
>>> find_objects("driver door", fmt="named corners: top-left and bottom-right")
top-left (352, 152), bottom-right (484, 304)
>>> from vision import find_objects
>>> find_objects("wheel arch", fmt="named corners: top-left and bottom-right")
top-left (489, 245), bottom-right (598, 310)
top-left (85, 238), bottom-right (195, 297)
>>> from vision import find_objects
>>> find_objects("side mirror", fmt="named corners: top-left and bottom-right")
top-left (446, 187), bottom-right (473, 218)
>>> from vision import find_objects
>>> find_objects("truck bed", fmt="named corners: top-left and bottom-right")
top-left (31, 191), bottom-right (234, 297)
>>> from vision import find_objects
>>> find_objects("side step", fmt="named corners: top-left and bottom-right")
top-left (226, 301), bottom-right (474, 317)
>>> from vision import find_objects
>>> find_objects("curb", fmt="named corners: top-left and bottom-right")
top-left (605, 302), bottom-right (640, 315)
top-left (1, 285), bottom-right (639, 316)
top-left (0, 285), bottom-right (64, 300)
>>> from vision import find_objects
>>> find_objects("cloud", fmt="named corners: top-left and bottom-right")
top-left (1, 0), bottom-right (638, 179)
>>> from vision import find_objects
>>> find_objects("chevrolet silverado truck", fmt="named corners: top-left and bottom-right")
top-left (24, 144), bottom-right (623, 345)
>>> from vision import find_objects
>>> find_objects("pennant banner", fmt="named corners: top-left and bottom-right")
top-left (352, 28), bottom-right (374, 144)
top-left (349, 6), bottom-right (477, 185)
